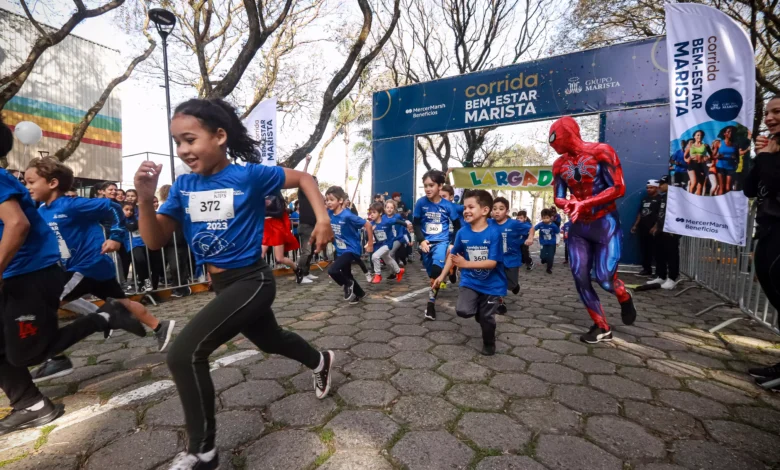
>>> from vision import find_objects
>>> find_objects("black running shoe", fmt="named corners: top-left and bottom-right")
top-left (103, 298), bottom-right (146, 338)
top-left (424, 302), bottom-right (436, 321)
top-left (155, 320), bottom-right (176, 352)
top-left (449, 272), bottom-right (457, 284)
top-left (349, 292), bottom-right (364, 305)
top-left (170, 286), bottom-right (191, 298)
top-left (30, 356), bottom-right (73, 384)
top-left (580, 325), bottom-right (613, 344)
top-left (620, 292), bottom-right (637, 326)
top-left (527, 261), bottom-right (535, 271)
top-left (294, 268), bottom-right (304, 284)
top-left (497, 303), bottom-right (507, 315)
top-left (481, 344), bottom-right (496, 356)
top-left (637, 269), bottom-right (653, 277)
top-left (0, 398), bottom-right (62, 436)
top-left (546, 268), bottom-right (552, 274)
top-left (511, 285), bottom-right (520, 295)
top-left (343, 281), bottom-right (356, 302)
top-left (755, 375), bottom-right (780, 392)
top-left (313, 350), bottom-right (335, 399)
top-left (748, 362), bottom-right (780, 379)
top-left (167, 451), bottom-right (220, 470)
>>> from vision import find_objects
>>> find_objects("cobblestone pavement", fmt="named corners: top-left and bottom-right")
top-left (2, 253), bottom-right (780, 470)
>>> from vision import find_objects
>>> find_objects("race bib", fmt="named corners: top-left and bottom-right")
top-left (375, 231), bottom-right (387, 242)
top-left (425, 223), bottom-right (442, 235)
top-left (467, 246), bottom-right (489, 262)
top-left (336, 239), bottom-right (347, 250)
top-left (57, 238), bottom-right (71, 259)
top-left (189, 189), bottom-right (235, 222)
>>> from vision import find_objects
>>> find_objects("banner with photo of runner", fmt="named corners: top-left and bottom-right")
top-left (243, 97), bottom-right (277, 166)
top-left (451, 166), bottom-right (553, 191)
top-left (663, 3), bottom-right (754, 246)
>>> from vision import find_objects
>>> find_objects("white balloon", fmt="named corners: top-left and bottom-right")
top-left (14, 121), bottom-right (43, 145)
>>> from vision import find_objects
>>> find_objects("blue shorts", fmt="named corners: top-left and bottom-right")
top-left (422, 242), bottom-right (448, 277)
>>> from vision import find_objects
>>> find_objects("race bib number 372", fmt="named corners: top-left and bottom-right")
top-left (189, 189), bottom-right (235, 222)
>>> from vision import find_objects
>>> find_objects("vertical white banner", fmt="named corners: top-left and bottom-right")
top-left (663, 3), bottom-right (754, 246)
top-left (243, 97), bottom-right (277, 166)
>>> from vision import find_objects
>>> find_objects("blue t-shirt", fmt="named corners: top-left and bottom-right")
top-left (492, 218), bottom-right (526, 268)
top-left (329, 208), bottom-right (366, 256)
top-left (562, 221), bottom-right (572, 240)
top-left (38, 197), bottom-right (125, 281)
top-left (290, 211), bottom-right (299, 236)
top-left (534, 222), bottom-right (560, 246)
top-left (158, 163), bottom-right (285, 269)
top-left (413, 196), bottom-right (461, 244)
top-left (516, 220), bottom-right (532, 241)
top-left (125, 214), bottom-right (146, 250)
top-left (393, 220), bottom-right (408, 244)
top-left (0, 169), bottom-right (60, 278)
top-left (671, 149), bottom-right (687, 173)
top-left (716, 143), bottom-right (738, 171)
top-left (373, 214), bottom-right (406, 249)
top-left (451, 223), bottom-right (506, 296)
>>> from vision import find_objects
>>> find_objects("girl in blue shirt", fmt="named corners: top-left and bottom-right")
top-left (326, 186), bottom-right (374, 302)
top-left (133, 98), bottom-right (335, 470)
top-left (368, 200), bottom-right (409, 283)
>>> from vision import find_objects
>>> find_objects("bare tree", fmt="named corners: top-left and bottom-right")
top-left (0, 0), bottom-right (126, 110)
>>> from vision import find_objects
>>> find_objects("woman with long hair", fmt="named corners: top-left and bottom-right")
top-left (683, 130), bottom-right (711, 195)
top-left (714, 126), bottom-right (748, 195)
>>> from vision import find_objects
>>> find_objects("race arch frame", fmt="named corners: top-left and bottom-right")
top-left (371, 37), bottom-right (671, 264)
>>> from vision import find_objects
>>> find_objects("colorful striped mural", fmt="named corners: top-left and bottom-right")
top-left (2, 96), bottom-right (122, 150)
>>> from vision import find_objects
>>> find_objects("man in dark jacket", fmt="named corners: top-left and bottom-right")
top-left (631, 179), bottom-right (662, 277)
top-left (296, 155), bottom-right (323, 283)
top-left (649, 176), bottom-right (680, 290)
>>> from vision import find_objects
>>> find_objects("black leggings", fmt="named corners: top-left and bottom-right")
top-left (166, 260), bottom-right (321, 454)
top-left (328, 253), bottom-right (366, 296)
top-left (131, 246), bottom-right (164, 289)
top-left (755, 225), bottom-right (780, 312)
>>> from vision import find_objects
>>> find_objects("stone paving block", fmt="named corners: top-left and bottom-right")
top-left (527, 363), bottom-right (584, 384)
top-left (78, 369), bottom-right (145, 394)
top-left (2, 451), bottom-right (79, 470)
top-left (361, 310), bottom-right (393, 320)
top-left (536, 435), bottom-right (623, 470)
top-left (321, 325), bottom-right (360, 336)
top-left (657, 390), bottom-right (729, 418)
top-left (145, 396), bottom-right (185, 427)
top-left (623, 401), bottom-right (703, 439)
top-left (672, 440), bottom-right (762, 470)
top-left (357, 320), bottom-right (393, 330)
top-left (431, 344), bottom-right (477, 361)
top-left (389, 336), bottom-right (433, 351)
top-left (392, 395), bottom-right (459, 430)
top-left (592, 348), bottom-right (644, 366)
top-left (326, 410), bottom-right (400, 449)
top-left (446, 384), bottom-right (506, 411)
top-left (562, 356), bottom-right (616, 374)
top-left (391, 314), bottom-right (428, 325)
top-left (475, 456), bottom-right (547, 470)
top-left (86, 429), bottom-right (180, 470)
top-left (638, 337), bottom-right (690, 352)
top-left (391, 431), bottom-right (474, 470)
top-left (704, 420), bottom-right (780, 463)
top-left (390, 325), bottom-right (429, 336)
top-left (646, 359), bottom-right (707, 378)
top-left (220, 380), bottom-right (285, 408)
top-left (437, 361), bottom-right (490, 382)
top-left (245, 357), bottom-right (302, 379)
top-left (477, 353), bottom-right (526, 372)
top-left (617, 366), bottom-right (681, 389)
top-left (510, 346), bottom-right (562, 363)
top-left (526, 328), bottom-right (567, 339)
top-left (390, 351), bottom-right (439, 369)
top-left (669, 351), bottom-right (726, 369)
top-left (46, 409), bottom-right (137, 454)
top-left (48, 364), bottom-right (115, 385)
top-left (553, 385), bottom-right (619, 414)
top-left (685, 380), bottom-right (755, 405)
top-left (426, 331), bottom-right (467, 344)
top-left (391, 369), bottom-right (449, 395)
top-left (317, 451), bottom-right (393, 470)
top-left (508, 398), bottom-right (581, 434)
top-left (343, 359), bottom-right (397, 380)
top-left (337, 380), bottom-right (399, 407)
top-left (211, 367), bottom-right (245, 393)
top-left (490, 373), bottom-right (550, 398)
top-left (541, 340), bottom-right (588, 355)
top-left (244, 430), bottom-right (326, 470)
top-left (69, 342), bottom-right (124, 357)
top-left (613, 325), bottom-right (657, 337)
top-left (425, 320), bottom-right (460, 331)
top-left (268, 393), bottom-right (337, 427)
top-left (586, 415), bottom-right (666, 460)
top-left (290, 369), bottom-right (346, 392)
top-left (457, 412), bottom-right (531, 452)
top-left (351, 342), bottom-right (397, 359)
top-left (315, 335), bottom-right (359, 350)
top-left (634, 466), bottom-right (688, 470)
top-left (215, 410), bottom-right (265, 451)
top-left (733, 405), bottom-right (780, 434)
top-left (355, 329), bottom-right (395, 342)
top-left (328, 315), bottom-right (363, 325)
top-left (588, 374), bottom-right (652, 400)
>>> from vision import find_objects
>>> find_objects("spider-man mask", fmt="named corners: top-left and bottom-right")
top-left (548, 116), bottom-right (583, 155)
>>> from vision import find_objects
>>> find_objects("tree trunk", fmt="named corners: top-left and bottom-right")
top-left (312, 124), bottom-right (342, 177)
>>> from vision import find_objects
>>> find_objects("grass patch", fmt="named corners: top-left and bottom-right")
top-left (263, 421), bottom-right (287, 434)
top-left (33, 424), bottom-right (57, 451)
top-left (318, 428), bottom-right (334, 444)
top-left (0, 453), bottom-right (29, 468)
top-left (230, 454), bottom-right (247, 470)
top-left (383, 424), bottom-right (409, 451)
top-left (87, 356), bottom-right (98, 366)
top-left (524, 432), bottom-right (540, 457)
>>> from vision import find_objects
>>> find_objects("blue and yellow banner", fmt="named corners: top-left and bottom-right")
top-left (452, 166), bottom-right (553, 191)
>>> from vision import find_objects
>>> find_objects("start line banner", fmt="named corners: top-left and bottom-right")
top-left (452, 166), bottom-right (553, 191)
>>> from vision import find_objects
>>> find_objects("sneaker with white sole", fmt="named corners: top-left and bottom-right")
top-left (168, 451), bottom-right (219, 470)
top-left (646, 277), bottom-right (665, 285)
top-left (580, 325), bottom-right (613, 344)
top-left (0, 397), bottom-right (62, 436)
top-left (300, 277), bottom-right (314, 284)
top-left (305, 274), bottom-right (318, 280)
top-left (660, 278), bottom-right (678, 290)
top-left (748, 362), bottom-right (780, 379)
top-left (30, 356), bottom-right (73, 383)
top-left (313, 351), bottom-right (335, 399)
top-left (343, 281), bottom-right (356, 302)
top-left (155, 320), bottom-right (176, 352)
top-left (364, 272), bottom-right (373, 283)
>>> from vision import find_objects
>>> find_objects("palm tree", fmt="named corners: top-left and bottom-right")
top-left (351, 127), bottom-right (372, 202)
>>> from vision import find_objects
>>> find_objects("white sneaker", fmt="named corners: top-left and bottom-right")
top-left (305, 274), bottom-right (318, 280)
top-left (365, 273), bottom-right (373, 283)
top-left (661, 278), bottom-right (678, 290)
top-left (646, 277), bottom-right (665, 285)
top-left (300, 277), bottom-right (314, 284)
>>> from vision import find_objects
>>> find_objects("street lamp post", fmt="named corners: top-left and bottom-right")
top-left (148, 8), bottom-right (177, 184)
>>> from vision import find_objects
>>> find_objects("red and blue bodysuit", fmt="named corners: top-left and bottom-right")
top-left (550, 117), bottom-right (637, 336)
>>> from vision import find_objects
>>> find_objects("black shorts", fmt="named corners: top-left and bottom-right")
top-left (716, 167), bottom-right (736, 178)
top-left (61, 272), bottom-right (126, 303)
top-left (689, 162), bottom-right (707, 179)
top-left (504, 266), bottom-right (519, 291)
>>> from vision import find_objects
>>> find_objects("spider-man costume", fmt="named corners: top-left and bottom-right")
top-left (550, 117), bottom-right (636, 335)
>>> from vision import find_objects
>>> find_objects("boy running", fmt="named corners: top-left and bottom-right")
top-left (327, 186), bottom-right (374, 303)
top-left (535, 209), bottom-right (560, 274)
top-left (516, 210), bottom-right (535, 270)
top-left (491, 197), bottom-right (532, 314)
top-left (368, 201), bottom-right (408, 283)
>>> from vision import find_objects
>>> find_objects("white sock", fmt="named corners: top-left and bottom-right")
top-left (313, 353), bottom-right (325, 373)
top-left (97, 312), bottom-right (110, 322)
top-left (26, 400), bottom-right (45, 411)
top-left (197, 448), bottom-right (216, 462)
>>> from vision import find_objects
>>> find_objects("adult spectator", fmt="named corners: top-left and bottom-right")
top-left (104, 182), bottom-right (118, 201)
top-left (392, 192), bottom-right (409, 218)
top-left (631, 179), bottom-right (662, 277)
top-left (648, 176), bottom-right (680, 290)
top-left (159, 184), bottom-right (191, 297)
top-left (296, 155), bottom-right (322, 284)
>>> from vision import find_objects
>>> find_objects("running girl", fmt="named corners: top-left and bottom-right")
top-left (134, 98), bottom-right (335, 470)
top-left (368, 201), bottom-right (408, 283)
top-left (683, 130), bottom-right (711, 195)
top-left (326, 186), bottom-right (374, 302)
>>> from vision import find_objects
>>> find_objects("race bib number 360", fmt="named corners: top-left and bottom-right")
top-left (467, 247), bottom-right (489, 262)
top-left (189, 189), bottom-right (235, 222)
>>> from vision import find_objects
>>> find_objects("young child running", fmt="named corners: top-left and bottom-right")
top-left (413, 170), bottom-right (462, 320)
top-left (535, 209), bottom-right (560, 274)
top-left (134, 98), bottom-right (336, 470)
top-left (491, 197), bottom-right (533, 314)
top-left (24, 157), bottom-right (175, 372)
top-left (327, 186), bottom-right (374, 302)
top-left (562, 219), bottom-right (572, 265)
top-left (389, 200), bottom-right (410, 267)
top-left (435, 190), bottom-right (506, 356)
top-left (440, 183), bottom-right (464, 284)
top-left (517, 210), bottom-right (535, 270)
top-left (368, 200), bottom-right (409, 283)
top-left (0, 117), bottom-right (143, 435)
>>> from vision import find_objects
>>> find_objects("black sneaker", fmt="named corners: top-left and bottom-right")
top-left (748, 363), bottom-right (780, 379)
top-left (511, 285), bottom-right (520, 295)
top-left (343, 281), bottom-right (356, 302)
top-left (546, 268), bottom-right (553, 274)
top-left (0, 398), bottom-right (62, 436)
top-left (30, 356), bottom-right (73, 383)
top-left (481, 344), bottom-right (496, 356)
top-left (497, 303), bottom-right (507, 315)
top-left (637, 269), bottom-right (653, 276)
top-left (424, 302), bottom-right (436, 321)
top-left (449, 272), bottom-right (458, 284)
top-left (155, 320), bottom-right (176, 352)
top-left (170, 286), bottom-right (191, 298)
top-left (102, 298), bottom-right (146, 338)
top-left (620, 292), bottom-right (637, 326)
top-left (527, 261), bottom-right (535, 271)
top-left (755, 375), bottom-right (780, 392)
top-left (580, 325), bottom-right (613, 344)
top-left (313, 350), bottom-right (335, 399)
top-left (349, 292), bottom-right (364, 305)
top-left (294, 268), bottom-right (304, 284)
top-left (168, 451), bottom-right (219, 470)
